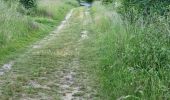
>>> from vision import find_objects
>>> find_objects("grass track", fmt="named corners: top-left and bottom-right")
top-left (0, 7), bottom-right (98, 100)
top-left (0, 0), bottom-right (77, 66)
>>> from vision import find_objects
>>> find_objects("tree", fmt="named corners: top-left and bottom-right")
top-left (19, 0), bottom-right (37, 9)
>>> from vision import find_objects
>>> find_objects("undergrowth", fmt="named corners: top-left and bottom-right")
top-left (0, 0), bottom-right (78, 65)
top-left (80, 2), bottom-right (170, 100)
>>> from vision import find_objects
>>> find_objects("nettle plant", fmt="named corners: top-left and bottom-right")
top-left (19, 0), bottom-right (37, 9)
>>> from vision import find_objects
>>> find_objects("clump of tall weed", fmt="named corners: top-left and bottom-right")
top-left (0, 1), bottom-right (29, 46)
top-left (0, 0), bottom-right (78, 65)
top-left (34, 0), bottom-right (78, 19)
top-left (84, 2), bottom-right (170, 99)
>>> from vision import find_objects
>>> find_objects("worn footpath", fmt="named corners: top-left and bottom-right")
top-left (0, 7), bottom-right (98, 100)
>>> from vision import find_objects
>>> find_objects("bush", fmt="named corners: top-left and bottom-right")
top-left (119, 0), bottom-right (170, 23)
top-left (102, 0), bottom-right (114, 4)
top-left (88, 2), bottom-right (170, 99)
top-left (19, 0), bottom-right (37, 9)
top-left (86, 0), bottom-right (94, 2)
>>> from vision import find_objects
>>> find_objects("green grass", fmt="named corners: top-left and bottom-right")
top-left (0, 8), bottom-right (84, 99)
top-left (0, 0), bottom-right (78, 65)
top-left (1, 0), bottom-right (170, 99)
top-left (80, 2), bottom-right (170, 100)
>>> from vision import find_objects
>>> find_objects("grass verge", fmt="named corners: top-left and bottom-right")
top-left (80, 2), bottom-right (170, 100)
top-left (0, 0), bottom-right (78, 66)
top-left (0, 7), bottom-right (84, 99)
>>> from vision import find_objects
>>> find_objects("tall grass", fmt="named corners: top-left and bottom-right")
top-left (0, 1), bottom-right (28, 46)
top-left (35, 0), bottom-right (76, 19)
top-left (0, 0), bottom-right (78, 65)
top-left (0, 0), bottom-right (33, 63)
top-left (81, 2), bottom-right (170, 99)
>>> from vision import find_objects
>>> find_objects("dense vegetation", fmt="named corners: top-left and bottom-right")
top-left (0, 0), bottom-right (170, 99)
top-left (82, 0), bottom-right (170, 99)
top-left (0, 0), bottom-right (78, 65)
top-left (19, 0), bottom-right (37, 9)
top-left (119, 0), bottom-right (170, 23)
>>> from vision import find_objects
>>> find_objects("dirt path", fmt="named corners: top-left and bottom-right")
top-left (0, 7), bottom-right (97, 100)
top-left (57, 7), bottom-right (94, 100)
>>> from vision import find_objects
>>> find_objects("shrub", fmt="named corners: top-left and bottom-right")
top-left (102, 0), bottom-right (114, 4)
top-left (119, 0), bottom-right (170, 23)
top-left (89, 3), bottom-right (170, 99)
top-left (19, 0), bottom-right (37, 9)
top-left (86, 0), bottom-right (94, 2)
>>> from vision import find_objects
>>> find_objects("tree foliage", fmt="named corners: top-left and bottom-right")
top-left (87, 0), bottom-right (94, 2)
top-left (19, 0), bottom-right (37, 9)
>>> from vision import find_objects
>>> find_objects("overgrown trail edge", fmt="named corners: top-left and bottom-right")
top-left (0, 7), bottom-right (97, 100)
